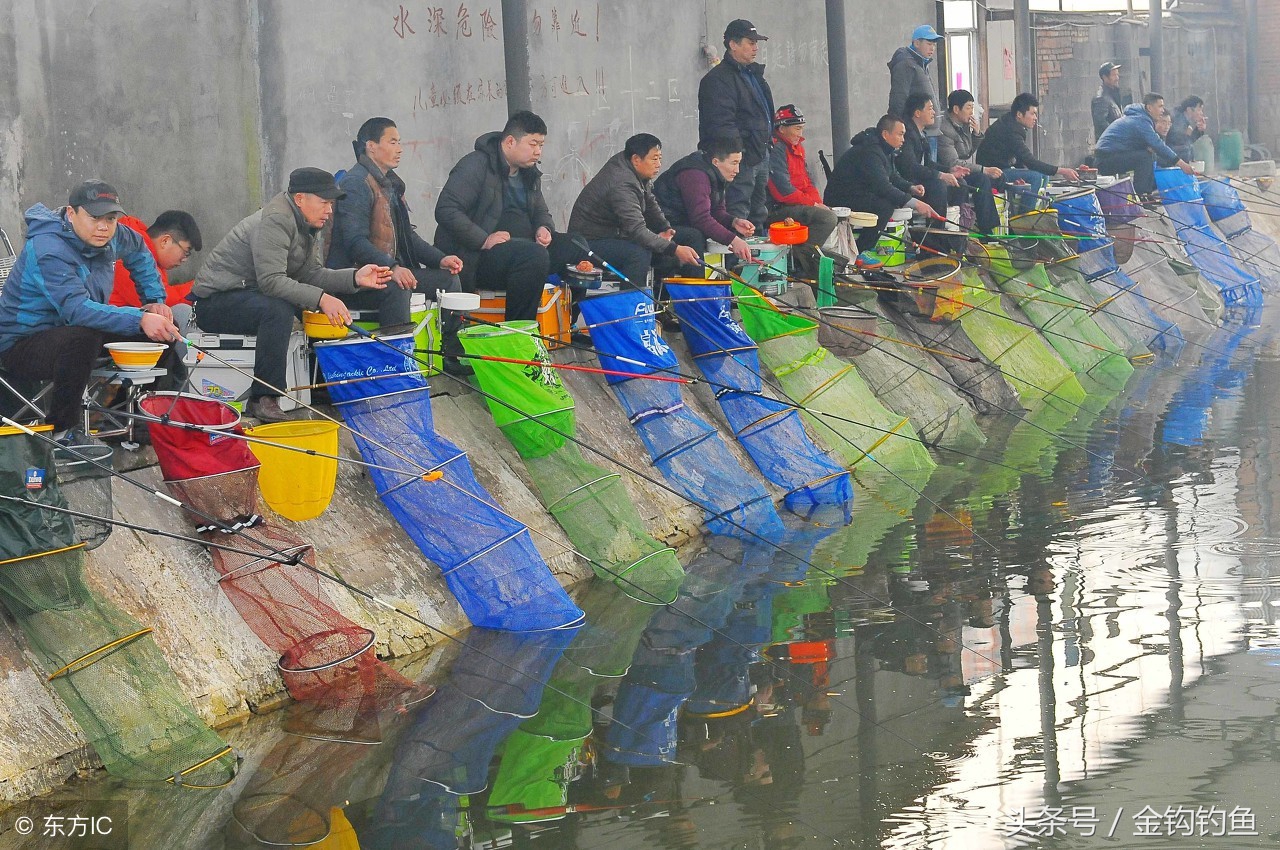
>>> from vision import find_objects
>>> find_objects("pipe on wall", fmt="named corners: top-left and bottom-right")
top-left (826, 0), bottom-right (852, 156)
top-left (501, 0), bottom-right (531, 113)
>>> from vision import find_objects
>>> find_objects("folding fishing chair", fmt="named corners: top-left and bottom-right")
top-left (0, 228), bottom-right (52, 422)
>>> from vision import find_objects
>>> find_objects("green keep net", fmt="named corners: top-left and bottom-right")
top-left (984, 247), bottom-right (1135, 389)
top-left (0, 428), bottom-right (236, 787)
top-left (950, 269), bottom-right (1088, 413)
top-left (819, 303), bottom-right (986, 453)
top-left (733, 283), bottom-right (935, 473)
top-left (459, 322), bottom-right (684, 604)
top-left (1043, 264), bottom-right (1153, 358)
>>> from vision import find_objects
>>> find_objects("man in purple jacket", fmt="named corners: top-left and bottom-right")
top-left (652, 135), bottom-right (756, 271)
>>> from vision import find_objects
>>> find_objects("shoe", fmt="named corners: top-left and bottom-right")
top-left (53, 427), bottom-right (88, 448)
top-left (245, 396), bottom-right (295, 423)
top-left (855, 251), bottom-right (885, 271)
top-left (442, 357), bottom-right (474, 377)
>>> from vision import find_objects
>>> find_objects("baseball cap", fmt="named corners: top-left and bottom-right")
top-left (68, 180), bottom-right (125, 217)
top-left (1099, 62), bottom-right (1122, 77)
top-left (911, 24), bottom-right (944, 42)
top-left (287, 167), bottom-right (346, 200)
top-left (774, 104), bottom-right (806, 127)
top-left (724, 19), bottom-right (768, 42)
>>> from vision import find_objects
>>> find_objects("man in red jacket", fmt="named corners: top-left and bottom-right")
top-left (766, 104), bottom-right (837, 278)
top-left (110, 210), bottom-right (201, 332)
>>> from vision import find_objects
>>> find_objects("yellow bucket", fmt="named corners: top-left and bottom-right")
top-left (246, 421), bottom-right (340, 521)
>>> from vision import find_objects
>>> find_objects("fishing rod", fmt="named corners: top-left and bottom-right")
top-left (289, 353), bottom-right (696, 389)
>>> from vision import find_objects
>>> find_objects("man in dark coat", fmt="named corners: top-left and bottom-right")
top-left (1166, 95), bottom-right (1208, 162)
top-left (330, 117), bottom-right (463, 324)
top-left (434, 111), bottom-right (583, 322)
top-left (699, 19), bottom-right (775, 231)
top-left (888, 25), bottom-right (945, 135)
top-left (897, 93), bottom-right (963, 250)
top-left (976, 93), bottom-right (1080, 184)
top-left (824, 115), bottom-right (940, 254)
top-left (1091, 63), bottom-right (1126, 142)
top-left (568, 133), bottom-right (702, 287)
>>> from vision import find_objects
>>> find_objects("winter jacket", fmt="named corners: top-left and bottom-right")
top-left (767, 134), bottom-right (822, 207)
top-left (568, 151), bottom-right (676, 256)
top-left (698, 57), bottom-right (776, 169)
top-left (976, 112), bottom-right (1058, 176)
top-left (192, 193), bottom-right (359, 309)
top-left (329, 155), bottom-right (446, 272)
top-left (887, 46), bottom-right (940, 133)
top-left (1166, 111), bottom-right (1206, 163)
top-left (0, 204), bottom-right (165, 353)
top-left (434, 131), bottom-right (555, 290)
top-left (1096, 103), bottom-right (1181, 165)
top-left (937, 114), bottom-right (983, 172)
top-left (823, 128), bottom-right (915, 209)
top-left (897, 121), bottom-right (943, 185)
top-left (1091, 84), bottom-right (1125, 141)
top-left (653, 150), bottom-right (736, 244)
top-left (109, 216), bottom-right (194, 308)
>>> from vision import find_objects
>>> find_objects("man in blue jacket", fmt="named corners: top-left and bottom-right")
top-left (0, 181), bottom-right (181, 438)
top-left (1095, 93), bottom-right (1194, 198)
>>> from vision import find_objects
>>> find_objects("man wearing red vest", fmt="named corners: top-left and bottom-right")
top-left (110, 210), bottom-right (201, 332)
top-left (766, 104), bottom-right (837, 279)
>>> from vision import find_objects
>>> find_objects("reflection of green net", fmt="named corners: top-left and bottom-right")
top-left (459, 321), bottom-right (575, 459)
top-left (770, 579), bottom-right (831, 644)
top-left (808, 467), bottom-right (932, 580)
top-left (1042, 264), bottom-right (1152, 358)
top-left (0, 430), bottom-right (234, 787)
top-left (837, 309), bottom-right (986, 452)
top-left (0, 549), bottom-right (236, 787)
top-left (733, 283), bottom-right (934, 472)
top-left (985, 248), bottom-right (1135, 389)
top-left (458, 323), bottom-right (685, 604)
top-left (952, 269), bottom-right (1087, 413)
top-left (488, 729), bottom-right (584, 823)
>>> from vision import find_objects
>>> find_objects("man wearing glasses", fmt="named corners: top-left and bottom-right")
top-left (110, 209), bottom-right (202, 333)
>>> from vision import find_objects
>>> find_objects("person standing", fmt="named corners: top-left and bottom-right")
top-left (888, 25), bottom-right (945, 134)
top-left (699, 19), bottom-right (775, 232)
top-left (1091, 62), bottom-right (1126, 142)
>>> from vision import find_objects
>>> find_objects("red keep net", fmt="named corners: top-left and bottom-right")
top-left (140, 392), bottom-right (421, 708)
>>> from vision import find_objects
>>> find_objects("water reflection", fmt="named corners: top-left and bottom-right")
top-left (38, 313), bottom-right (1280, 849)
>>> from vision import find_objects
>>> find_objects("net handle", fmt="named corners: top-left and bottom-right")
top-left (47, 627), bottom-right (153, 681)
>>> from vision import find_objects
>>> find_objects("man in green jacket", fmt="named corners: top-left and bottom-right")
top-left (192, 167), bottom-right (391, 422)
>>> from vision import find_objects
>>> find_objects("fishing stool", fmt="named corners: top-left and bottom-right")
top-left (84, 365), bottom-right (167, 448)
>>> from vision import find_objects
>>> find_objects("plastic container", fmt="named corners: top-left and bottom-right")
top-left (246, 420), bottom-right (340, 522)
top-left (182, 331), bottom-right (310, 412)
top-left (409, 294), bottom-right (441, 376)
top-left (473, 284), bottom-right (571, 349)
top-left (104, 342), bottom-right (167, 370)
top-left (1218, 130), bottom-right (1244, 171)
top-left (768, 220), bottom-right (809, 245)
top-left (302, 310), bottom-right (350, 340)
top-left (872, 221), bottom-right (908, 267)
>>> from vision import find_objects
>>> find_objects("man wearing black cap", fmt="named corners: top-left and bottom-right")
top-left (699, 19), bottom-right (775, 232)
top-left (0, 180), bottom-right (181, 439)
top-left (193, 167), bottom-right (392, 422)
top-left (766, 104), bottom-right (837, 278)
top-left (1091, 62), bottom-right (1126, 141)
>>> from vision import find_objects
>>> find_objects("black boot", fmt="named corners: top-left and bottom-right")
top-left (440, 312), bottom-right (473, 377)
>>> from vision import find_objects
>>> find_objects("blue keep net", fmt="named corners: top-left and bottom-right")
top-left (1155, 168), bottom-right (1264, 308)
top-left (1162, 314), bottom-right (1259, 448)
top-left (1200, 176), bottom-right (1252, 237)
top-left (665, 281), bottom-right (852, 514)
top-left (1055, 188), bottom-right (1116, 281)
top-left (579, 290), bottom-right (785, 538)
top-left (314, 333), bottom-right (584, 632)
top-left (1089, 269), bottom-right (1186, 356)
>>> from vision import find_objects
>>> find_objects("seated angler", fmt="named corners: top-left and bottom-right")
top-left (824, 115), bottom-right (941, 261)
top-left (193, 168), bottom-right (392, 423)
top-left (897, 92), bottom-right (967, 252)
top-left (976, 93), bottom-right (1080, 187)
top-left (1166, 95), bottom-right (1208, 163)
top-left (0, 180), bottom-right (182, 441)
top-left (330, 116), bottom-right (465, 368)
top-left (567, 132), bottom-right (703, 288)
top-left (109, 209), bottom-right (202, 334)
top-left (434, 110), bottom-right (585, 324)
top-left (653, 135), bottom-right (756, 266)
top-left (937, 90), bottom-right (1003, 236)
top-left (765, 104), bottom-right (838, 278)
top-left (1095, 92), bottom-right (1194, 200)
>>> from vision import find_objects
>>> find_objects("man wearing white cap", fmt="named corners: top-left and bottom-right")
top-left (888, 25), bottom-right (945, 134)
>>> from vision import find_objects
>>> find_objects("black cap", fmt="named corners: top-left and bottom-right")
top-left (1099, 62), bottom-right (1122, 78)
top-left (68, 180), bottom-right (125, 216)
top-left (725, 19), bottom-right (768, 42)
top-left (287, 167), bottom-right (346, 200)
